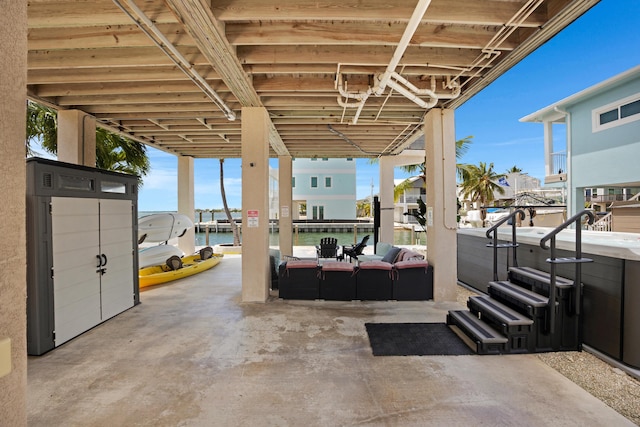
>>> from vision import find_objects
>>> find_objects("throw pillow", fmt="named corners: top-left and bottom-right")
top-left (381, 246), bottom-right (402, 263)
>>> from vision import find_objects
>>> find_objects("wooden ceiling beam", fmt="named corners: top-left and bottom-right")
top-left (28, 23), bottom-right (194, 50)
top-left (33, 81), bottom-right (220, 97)
top-left (165, 0), bottom-right (288, 155)
top-left (27, 66), bottom-right (218, 84)
top-left (28, 0), bottom-right (177, 28)
top-left (27, 46), bottom-right (210, 69)
top-left (210, 0), bottom-right (547, 27)
top-left (226, 21), bottom-right (517, 50)
top-left (237, 45), bottom-right (482, 67)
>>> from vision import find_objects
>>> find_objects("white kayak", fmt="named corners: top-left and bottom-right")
top-left (138, 213), bottom-right (194, 244)
top-left (138, 244), bottom-right (184, 269)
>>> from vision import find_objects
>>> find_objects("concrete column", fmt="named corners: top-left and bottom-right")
top-left (379, 157), bottom-right (396, 244)
top-left (177, 156), bottom-right (196, 255)
top-left (425, 108), bottom-right (457, 302)
top-left (241, 107), bottom-right (270, 302)
top-left (0, 1), bottom-right (27, 424)
top-left (57, 110), bottom-right (97, 167)
top-left (278, 156), bottom-right (293, 257)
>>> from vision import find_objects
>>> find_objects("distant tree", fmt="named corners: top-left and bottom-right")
top-left (356, 199), bottom-right (371, 217)
top-left (219, 158), bottom-right (241, 246)
top-left (394, 135), bottom-right (474, 201)
top-left (506, 165), bottom-right (522, 173)
top-left (459, 161), bottom-right (506, 226)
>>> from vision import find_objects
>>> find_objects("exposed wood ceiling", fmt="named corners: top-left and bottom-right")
top-left (27, 0), bottom-right (598, 159)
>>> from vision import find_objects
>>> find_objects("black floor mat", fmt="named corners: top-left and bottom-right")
top-left (365, 322), bottom-right (474, 356)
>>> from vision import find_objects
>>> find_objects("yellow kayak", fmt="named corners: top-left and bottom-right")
top-left (139, 252), bottom-right (223, 289)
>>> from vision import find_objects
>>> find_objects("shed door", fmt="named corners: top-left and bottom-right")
top-left (51, 197), bottom-right (101, 346)
top-left (99, 199), bottom-right (134, 319)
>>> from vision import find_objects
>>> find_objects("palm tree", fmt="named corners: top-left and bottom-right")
top-left (459, 162), bottom-right (506, 226)
top-left (506, 165), bottom-right (522, 174)
top-left (26, 101), bottom-right (150, 179)
top-left (394, 135), bottom-right (473, 201)
top-left (219, 158), bottom-right (241, 246)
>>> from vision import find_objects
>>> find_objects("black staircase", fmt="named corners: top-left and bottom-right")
top-left (448, 210), bottom-right (596, 355)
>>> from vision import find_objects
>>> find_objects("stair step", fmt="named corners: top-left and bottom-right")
top-left (509, 266), bottom-right (573, 289)
top-left (468, 296), bottom-right (534, 326)
top-left (447, 310), bottom-right (508, 355)
top-left (485, 243), bottom-right (519, 248)
top-left (546, 257), bottom-right (593, 264)
top-left (489, 281), bottom-right (549, 307)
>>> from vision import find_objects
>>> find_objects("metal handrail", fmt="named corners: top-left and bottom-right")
top-left (485, 209), bottom-right (526, 281)
top-left (539, 209), bottom-right (595, 336)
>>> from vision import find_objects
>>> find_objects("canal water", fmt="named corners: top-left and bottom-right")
top-left (139, 211), bottom-right (425, 247)
top-left (195, 229), bottom-right (424, 247)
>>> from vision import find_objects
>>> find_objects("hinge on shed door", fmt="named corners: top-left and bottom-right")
top-left (50, 267), bottom-right (54, 279)
top-left (49, 202), bottom-right (52, 215)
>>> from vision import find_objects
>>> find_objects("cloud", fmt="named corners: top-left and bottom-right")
top-left (141, 166), bottom-right (177, 190)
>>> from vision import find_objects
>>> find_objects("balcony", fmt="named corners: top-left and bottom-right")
top-left (544, 152), bottom-right (567, 184)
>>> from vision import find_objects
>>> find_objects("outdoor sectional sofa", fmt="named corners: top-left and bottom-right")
top-left (278, 247), bottom-right (433, 301)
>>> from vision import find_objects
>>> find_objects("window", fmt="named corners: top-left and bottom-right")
top-left (322, 158), bottom-right (328, 161)
top-left (311, 177), bottom-right (318, 188)
top-left (311, 158), bottom-right (317, 161)
top-left (593, 93), bottom-right (640, 132)
top-left (101, 181), bottom-right (126, 194)
top-left (621, 99), bottom-right (640, 118)
top-left (599, 109), bottom-right (618, 125)
top-left (292, 177), bottom-right (295, 188)
top-left (346, 158), bottom-right (353, 161)
top-left (325, 177), bottom-right (332, 188)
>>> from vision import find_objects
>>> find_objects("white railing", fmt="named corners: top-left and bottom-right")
top-left (551, 151), bottom-right (566, 175)
top-left (588, 191), bottom-right (640, 232)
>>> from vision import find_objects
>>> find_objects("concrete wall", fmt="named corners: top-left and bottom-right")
top-left (292, 158), bottom-right (356, 219)
top-left (0, 2), bottom-right (27, 424)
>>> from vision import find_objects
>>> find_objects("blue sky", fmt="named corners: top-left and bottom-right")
top-left (138, 0), bottom-right (640, 211)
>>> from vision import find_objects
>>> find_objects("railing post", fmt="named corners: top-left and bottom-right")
top-left (548, 238), bottom-right (557, 334)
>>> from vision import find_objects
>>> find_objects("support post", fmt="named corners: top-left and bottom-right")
top-left (379, 157), bottom-right (396, 244)
top-left (241, 107), bottom-right (270, 302)
top-left (1, 1), bottom-right (27, 423)
top-left (57, 110), bottom-right (96, 167)
top-left (278, 156), bottom-right (293, 258)
top-left (177, 156), bottom-right (195, 255)
top-left (425, 108), bottom-right (458, 302)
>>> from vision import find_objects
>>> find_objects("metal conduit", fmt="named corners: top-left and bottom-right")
top-left (112, 0), bottom-right (236, 121)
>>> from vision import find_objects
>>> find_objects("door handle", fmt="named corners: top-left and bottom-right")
top-left (101, 254), bottom-right (108, 267)
top-left (96, 255), bottom-right (103, 268)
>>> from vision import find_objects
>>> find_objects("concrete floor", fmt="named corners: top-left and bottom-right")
top-left (28, 254), bottom-right (633, 426)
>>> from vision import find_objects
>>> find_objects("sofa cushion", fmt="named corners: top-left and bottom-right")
top-left (286, 260), bottom-right (319, 269)
top-left (358, 260), bottom-right (393, 271)
top-left (322, 261), bottom-right (355, 272)
top-left (381, 246), bottom-right (402, 263)
top-left (394, 259), bottom-right (429, 270)
top-left (375, 242), bottom-right (393, 256)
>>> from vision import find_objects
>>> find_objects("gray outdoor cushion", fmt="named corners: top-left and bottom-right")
top-left (381, 246), bottom-right (402, 264)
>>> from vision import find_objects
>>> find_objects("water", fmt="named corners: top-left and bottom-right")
top-left (195, 229), bottom-right (424, 247)
top-left (139, 211), bottom-right (425, 247)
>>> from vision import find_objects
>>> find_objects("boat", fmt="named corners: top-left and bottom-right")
top-left (138, 244), bottom-right (183, 269)
top-left (139, 248), bottom-right (223, 288)
top-left (138, 213), bottom-right (194, 244)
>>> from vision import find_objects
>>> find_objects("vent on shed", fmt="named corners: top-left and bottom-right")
top-left (42, 173), bottom-right (53, 188)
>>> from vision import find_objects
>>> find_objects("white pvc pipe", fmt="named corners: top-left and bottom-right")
top-left (375, 0), bottom-right (432, 95)
top-left (386, 78), bottom-right (437, 109)
top-left (117, 0), bottom-right (236, 121)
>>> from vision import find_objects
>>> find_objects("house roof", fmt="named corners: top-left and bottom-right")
top-left (520, 64), bottom-right (640, 123)
top-left (27, 0), bottom-right (597, 159)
